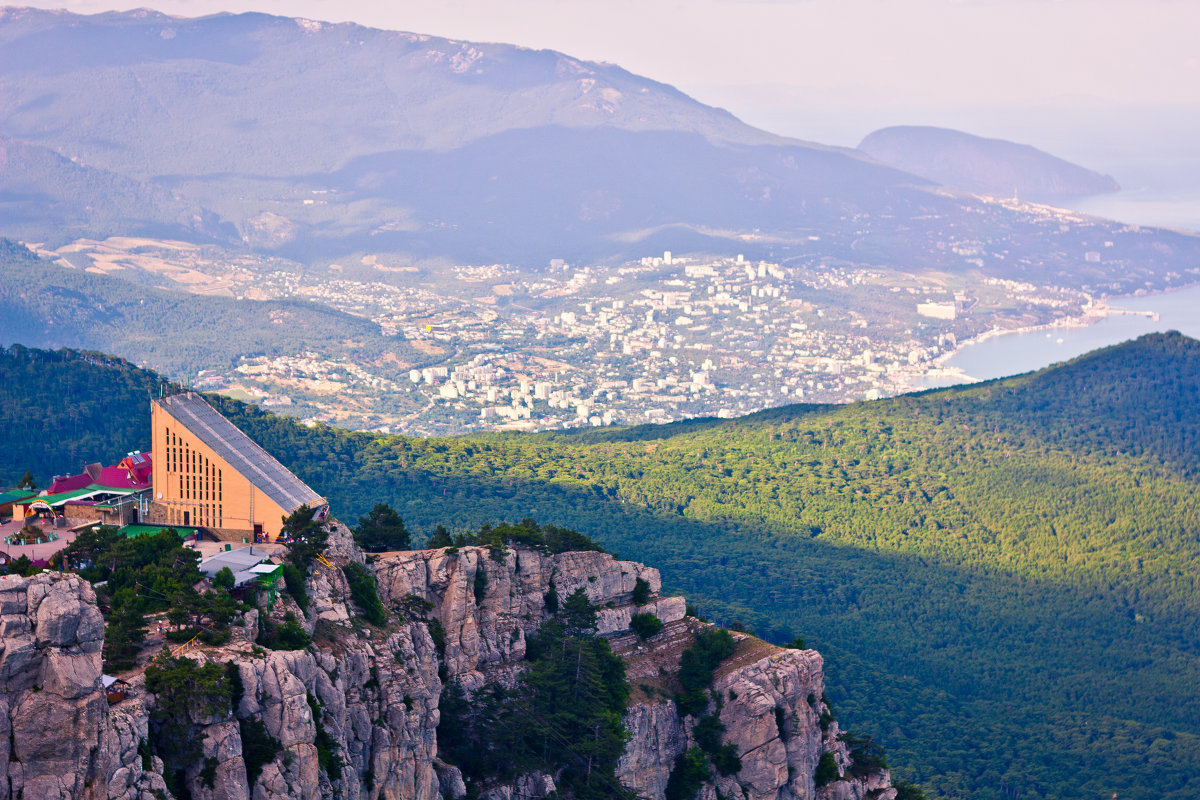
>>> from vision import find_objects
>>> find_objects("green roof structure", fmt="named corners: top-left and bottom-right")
top-left (118, 524), bottom-right (202, 539)
top-left (21, 485), bottom-right (141, 511)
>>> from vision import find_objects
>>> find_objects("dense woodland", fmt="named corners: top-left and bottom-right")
top-left (3, 333), bottom-right (1200, 799)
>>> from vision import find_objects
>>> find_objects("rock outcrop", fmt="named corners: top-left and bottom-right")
top-left (0, 523), bottom-right (894, 800)
top-left (0, 573), bottom-right (110, 800)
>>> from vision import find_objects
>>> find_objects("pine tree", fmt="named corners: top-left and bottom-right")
top-left (354, 502), bottom-right (411, 552)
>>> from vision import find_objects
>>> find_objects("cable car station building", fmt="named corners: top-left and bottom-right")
top-left (147, 392), bottom-right (326, 542)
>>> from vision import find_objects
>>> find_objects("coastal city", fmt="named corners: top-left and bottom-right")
top-left (44, 235), bottom-right (1129, 435)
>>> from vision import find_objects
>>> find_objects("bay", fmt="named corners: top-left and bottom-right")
top-left (944, 283), bottom-right (1200, 382)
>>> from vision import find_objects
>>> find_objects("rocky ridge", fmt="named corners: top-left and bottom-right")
top-left (0, 523), bottom-right (894, 800)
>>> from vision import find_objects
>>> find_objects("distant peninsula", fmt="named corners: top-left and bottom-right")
top-left (858, 125), bottom-right (1120, 200)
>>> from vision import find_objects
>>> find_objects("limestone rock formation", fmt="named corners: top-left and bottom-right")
top-left (0, 573), bottom-right (108, 800)
top-left (0, 522), bottom-right (895, 800)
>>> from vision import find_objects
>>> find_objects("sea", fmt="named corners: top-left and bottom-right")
top-left (944, 284), bottom-right (1200, 382)
top-left (1059, 159), bottom-right (1200, 233)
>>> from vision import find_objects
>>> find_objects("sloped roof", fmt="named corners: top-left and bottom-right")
top-left (47, 473), bottom-right (92, 494)
top-left (0, 490), bottom-right (35, 505)
top-left (199, 547), bottom-right (268, 575)
top-left (199, 547), bottom-right (274, 587)
top-left (154, 392), bottom-right (323, 513)
top-left (49, 460), bottom-right (151, 494)
top-left (25, 487), bottom-right (113, 507)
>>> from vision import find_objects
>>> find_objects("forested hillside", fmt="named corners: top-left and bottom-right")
top-left (3, 333), bottom-right (1200, 799)
top-left (0, 345), bottom-right (159, 483)
top-left (0, 240), bottom-right (423, 378)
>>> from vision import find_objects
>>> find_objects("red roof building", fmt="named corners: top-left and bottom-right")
top-left (48, 453), bottom-right (152, 494)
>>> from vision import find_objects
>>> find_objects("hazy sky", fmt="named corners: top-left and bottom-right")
top-left (13, 0), bottom-right (1200, 159)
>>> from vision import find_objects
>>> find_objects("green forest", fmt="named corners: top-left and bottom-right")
top-left (3, 333), bottom-right (1200, 799)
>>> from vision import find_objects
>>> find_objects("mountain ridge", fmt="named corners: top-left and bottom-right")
top-left (0, 5), bottom-right (810, 174)
top-left (6, 4), bottom-right (1149, 269)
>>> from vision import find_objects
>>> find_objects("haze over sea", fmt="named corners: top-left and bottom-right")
top-left (1057, 152), bottom-right (1200, 233)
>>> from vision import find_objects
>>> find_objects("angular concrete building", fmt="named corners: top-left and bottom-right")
top-left (148, 392), bottom-right (325, 541)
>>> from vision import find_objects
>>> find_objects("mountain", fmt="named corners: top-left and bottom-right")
top-left (0, 6), bottom-right (797, 176)
top-left (5, 333), bottom-right (1200, 798)
top-left (0, 6), bottom-right (920, 264)
top-left (858, 125), bottom-right (1121, 199)
top-left (7, 7), bottom-right (1190, 277)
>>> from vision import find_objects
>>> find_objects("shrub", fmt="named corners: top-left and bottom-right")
top-left (438, 519), bottom-right (606, 555)
top-left (894, 781), bottom-right (929, 800)
top-left (473, 566), bottom-right (488, 603)
top-left (281, 564), bottom-right (308, 611)
top-left (560, 588), bottom-right (597, 635)
top-left (675, 628), bottom-right (736, 717)
top-left (693, 714), bottom-right (742, 777)
top-left (665, 747), bottom-right (711, 800)
top-left (630, 611), bottom-right (664, 640)
top-left (394, 593), bottom-right (433, 620)
top-left (438, 613), bottom-right (633, 800)
top-left (632, 577), bottom-right (652, 605)
top-left (693, 715), bottom-right (721, 753)
top-left (258, 613), bottom-right (311, 650)
top-left (426, 525), bottom-right (453, 549)
top-left (710, 743), bottom-right (742, 777)
top-left (427, 618), bottom-right (446, 660)
top-left (281, 506), bottom-right (328, 570)
top-left (344, 562), bottom-right (387, 626)
top-left (307, 692), bottom-right (343, 781)
top-left (145, 655), bottom-right (234, 796)
top-left (353, 503), bottom-right (411, 552)
top-left (818, 693), bottom-right (834, 731)
top-left (241, 714), bottom-right (283, 786)
top-left (212, 566), bottom-right (235, 591)
top-left (200, 757), bottom-right (218, 788)
top-left (814, 752), bottom-right (840, 787)
top-left (841, 731), bottom-right (888, 776)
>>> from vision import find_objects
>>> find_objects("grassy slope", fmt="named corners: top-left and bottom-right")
top-left (3, 333), bottom-right (1199, 799)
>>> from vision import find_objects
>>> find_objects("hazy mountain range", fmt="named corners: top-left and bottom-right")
top-left (0, 6), bottom-right (1180, 270)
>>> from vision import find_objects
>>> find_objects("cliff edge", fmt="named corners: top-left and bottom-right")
top-left (0, 523), bottom-right (894, 800)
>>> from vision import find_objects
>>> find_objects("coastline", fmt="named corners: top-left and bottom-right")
top-left (917, 279), bottom-right (1200, 390)
top-left (922, 305), bottom-right (1112, 385)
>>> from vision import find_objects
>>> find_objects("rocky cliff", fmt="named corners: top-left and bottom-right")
top-left (0, 524), bottom-right (894, 800)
